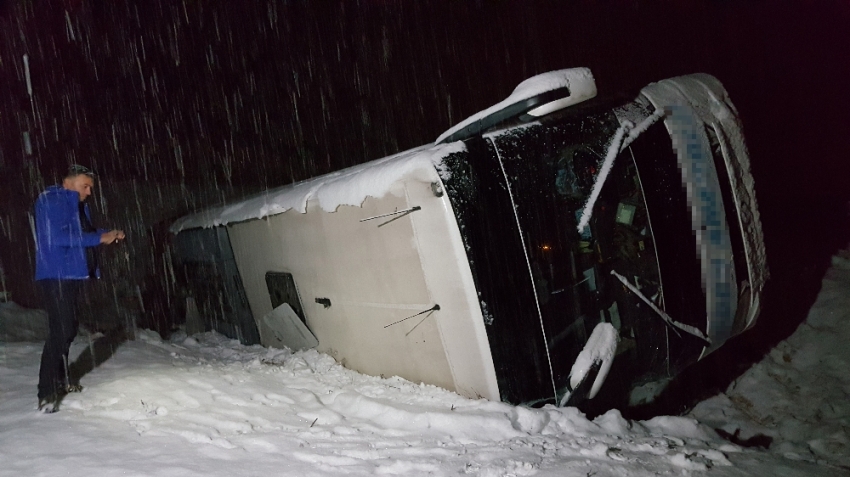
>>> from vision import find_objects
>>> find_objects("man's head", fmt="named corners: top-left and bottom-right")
top-left (62, 164), bottom-right (96, 202)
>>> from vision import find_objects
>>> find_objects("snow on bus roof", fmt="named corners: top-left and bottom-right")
top-left (169, 141), bottom-right (465, 233)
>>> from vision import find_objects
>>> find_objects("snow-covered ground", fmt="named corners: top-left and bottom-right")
top-left (690, 250), bottom-right (850, 471)
top-left (2, 250), bottom-right (849, 476)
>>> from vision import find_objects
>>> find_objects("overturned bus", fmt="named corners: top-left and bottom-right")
top-left (170, 68), bottom-right (766, 408)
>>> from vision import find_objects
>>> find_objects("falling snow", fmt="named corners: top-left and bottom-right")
top-left (0, 2), bottom-right (849, 476)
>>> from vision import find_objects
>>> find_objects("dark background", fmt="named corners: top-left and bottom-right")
top-left (1, 0), bottom-right (849, 411)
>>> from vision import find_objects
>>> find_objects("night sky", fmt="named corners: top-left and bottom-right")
top-left (1, 0), bottom-right (849, 347)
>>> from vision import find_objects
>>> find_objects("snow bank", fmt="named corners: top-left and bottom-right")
top-left (690, 246), bottom-right (850, 469)
top-left (169, 142), bottom-right (465, 233)
top-left (0, 328), bottom-right (765, 476)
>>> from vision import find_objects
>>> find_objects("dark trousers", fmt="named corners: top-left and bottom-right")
top-left (37, 279), bottom-right (83, 399)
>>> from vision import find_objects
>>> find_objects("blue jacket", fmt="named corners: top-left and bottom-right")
top-left (34, 185), bottom-right (106, 281)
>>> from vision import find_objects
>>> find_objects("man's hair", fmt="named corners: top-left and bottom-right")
top-left (65, 164), bottom-right (96, 179)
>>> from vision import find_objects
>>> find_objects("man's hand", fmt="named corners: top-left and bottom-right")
top-left (100, 230), bottom-right (126, 245)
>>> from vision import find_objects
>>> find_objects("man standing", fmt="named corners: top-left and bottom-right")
top-left (34, 164), bottom-right (124, 413)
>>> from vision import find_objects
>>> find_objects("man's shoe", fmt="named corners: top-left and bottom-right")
top-left (37, 395), bottom-right (58, 413)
